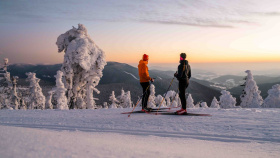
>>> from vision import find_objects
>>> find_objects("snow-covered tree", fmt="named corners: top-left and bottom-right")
top-left (103, 102), bottom-right (108, 109)
top-left (240, 70), bottom-right (263, 108)
top-left (109, 91), bottom-right (119, 108)
top-left (45, 91), bottom-right (54, 109)
top-left (26, 72), bottom-right (45, 109)
top-left (56, 24), bottom-right (106, 109)
top-left (201, 102), bottom-right (208, 108)
top-left (148, 84), bottom-right (156, 108)
top-left (53, 71), bottom-right (68, 110)
top-left (263, 84), bottom-right (280, 108)
top-left (123, 91), bottom-right (132, 108)
top-left (187, 94), bottom-right (195, 108)
top-left (210, 97), bottom-right (220, 108)
top-left (10, 76), bottom-right (19, 109)
top-left (117, 89), bottom-right (126, 108)
top-left (155, 95), bottom-right (166, 107)
top-left (219, 90), bottom-right (236, 108)
top-left (165, 90), bottom-right (175, 107)
top-left (19, 98), bottom-right (27, 110)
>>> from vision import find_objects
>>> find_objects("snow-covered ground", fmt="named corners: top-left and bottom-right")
top-left (0, 108), bottom-right (280, 158)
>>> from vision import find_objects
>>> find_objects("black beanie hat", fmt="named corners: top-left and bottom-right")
top-left (180, 53), bottom-right (186, 59)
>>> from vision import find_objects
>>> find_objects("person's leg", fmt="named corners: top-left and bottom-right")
top-left (179, 80), bottom-right (187, 109)
top-left (140, 82), bottom-right (150, 108)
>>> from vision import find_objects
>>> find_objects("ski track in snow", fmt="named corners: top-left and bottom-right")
top-left (0, 108), bottom-right (279, 144)
top-left (1, 108), bottom-right (280, 158)
top-left (123, 71), bottom-right (139, 80)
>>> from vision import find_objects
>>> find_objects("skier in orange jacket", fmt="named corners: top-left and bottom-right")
top-left (138, 54), bottom-right (154, 111)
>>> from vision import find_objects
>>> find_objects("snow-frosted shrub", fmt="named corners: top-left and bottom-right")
top-left (263, 84), bottom-right (280, 108)
top-left (210, 97), bottom-right (220, 108)
top-left (240, 70), bottom-right (263, 108)
top-left (148, 84), bottom-right (156, 108)
top-left (109, 91), bottom-right (119, 108)
top-left (201, 102), bottom-right (208, 108)
top-left (187, 94), bottom-right (195, 108)
top-left (56, 24), bottom-right (106, 109)
top-left (219, 90), bottom-right (236, 108)
top-left (26, 72), bottom-right (45, 109)
top-left (155, 95), bottom-right (166, 107)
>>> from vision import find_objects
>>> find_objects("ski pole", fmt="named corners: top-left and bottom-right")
top-left (128, 84), bottom-right (150, 117)
top-left (156, 77), bottom-right (175, 113)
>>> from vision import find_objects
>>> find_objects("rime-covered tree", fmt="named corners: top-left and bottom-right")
top-left (10, 76), bottom-right (19, 109)
top-left (165, 90), bottom-right (175, 107)
top-left (220, 90), bottom-right (236, 108)
top-left (263, 84), bottom-right (280, 108)
top-left (45, 91), bottom-right (54, 109)
top-left (26, 72), bottom-right (45, 109)
top-left (56, 24), bottom-right (106, 109)
top-left (19, 98), bottom-right (27, 110)
top-left (148, 84), bottom-right (156, 108)
top-left (103, 102), bottom-right (108, 109)
top-left (123, 91), bottom-right (132, 108)
top-left (240, 70), bottom-right (263, 108)
top-left (53, 71), bottom-right (68, 110)
top-left (186, 94), bottom-right (195, 108)
top-left (155, 95), bottom-right (166, 107)
top-left (210, 97), bottom-right (220, 108)
top-left (117, 89), bottom-right (126, 108)
top-left (109, 91), bottom-right (119, 108)
top-left (201, 102), bottom-right (208, 108)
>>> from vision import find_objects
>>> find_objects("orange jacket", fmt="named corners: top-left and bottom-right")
top-left (138, 60), bottom-right (151, 83)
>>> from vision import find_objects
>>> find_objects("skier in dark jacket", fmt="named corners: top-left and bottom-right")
top-left (174, 53), bottom-right (191, 114)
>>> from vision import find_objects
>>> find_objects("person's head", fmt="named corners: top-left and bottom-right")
top-left (180, 53), bottom-right (186, 60)
top-left (143, 54), bottom-right (149, 61)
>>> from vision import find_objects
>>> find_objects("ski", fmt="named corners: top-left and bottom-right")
top-left (121, 108), bottom-right (169, 114)
top-left (158, 112), bottom-right (211, 116)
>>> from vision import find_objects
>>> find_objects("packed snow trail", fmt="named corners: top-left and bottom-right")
top-left (0, 108), bottom-right (280, 157)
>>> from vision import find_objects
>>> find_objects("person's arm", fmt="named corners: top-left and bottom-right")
top-left (188, 65), bottom-right (191, 79)
top-left (176, 65), bottom-right (183, 79)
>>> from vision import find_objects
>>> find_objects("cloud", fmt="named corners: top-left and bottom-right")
top-left (1, 0), bottom-right (279, 28)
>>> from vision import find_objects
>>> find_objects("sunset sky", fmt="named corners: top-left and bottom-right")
top-left (0, 0), bottom-right (280, 67)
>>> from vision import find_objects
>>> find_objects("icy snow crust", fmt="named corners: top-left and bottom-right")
top-left (0, 108), bottom-right (279, 157)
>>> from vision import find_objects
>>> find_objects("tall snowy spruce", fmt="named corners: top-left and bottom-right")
top-left (56, 24), bottom-right (106, 109)
top-left (240, 70), bottom-right (263, 108)
top-left (219, 90), bottom-right (236, 108)
top-left (263, 84), bottom-right (280, 108)
top-left (26, 72), bottom-right (46, 109)
top-left (210, 97), bottom-right (220, 108)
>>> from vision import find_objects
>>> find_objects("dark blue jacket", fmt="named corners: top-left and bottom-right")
top-left (176, 60), bottom-right (191, 80)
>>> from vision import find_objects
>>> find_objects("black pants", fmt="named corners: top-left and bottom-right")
top-left (179, 79), bottom-right (189, 109)
top-left (140, 82), bottom-right (150, 108)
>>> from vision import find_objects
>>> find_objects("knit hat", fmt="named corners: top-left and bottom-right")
top-left (143, 54), bottom-right (149, 61)
top-left (180, 53), bottom-right (186, 59)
